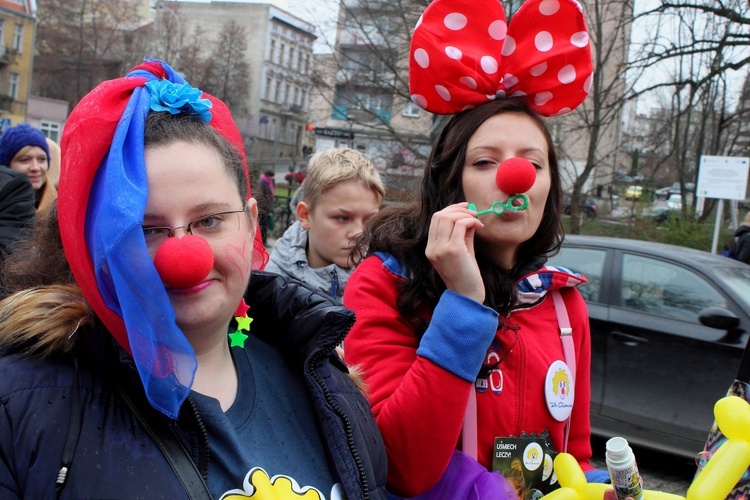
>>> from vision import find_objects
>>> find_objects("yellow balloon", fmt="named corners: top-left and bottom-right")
top-left (545, 452), bottom-right (687, 500)
top-left (713, 395), bottom-right (750, 441)
top-left (643, 491), bottom-right (687, 500)
top-left (541, 486), bottom-right (581, 500)
top-left (554, 453), bottom-right (587, 490)
top-left (687, 440), bottom-right (750, 500)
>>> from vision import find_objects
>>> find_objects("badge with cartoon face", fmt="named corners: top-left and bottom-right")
top-left (545, 360), bottom-right (574, 421)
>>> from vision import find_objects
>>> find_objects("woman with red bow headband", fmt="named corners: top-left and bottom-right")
top-left (343, 0), bottom-right (617, 498)
top-left (0, 60), bottom-right (386, 499)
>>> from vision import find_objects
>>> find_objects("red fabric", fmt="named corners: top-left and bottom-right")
top-left (58, 60), bottom-right (268, 354)
top-left (344, 255), bottom-right (594, 496)
top-left (409, 0), bottom-right (593, 117)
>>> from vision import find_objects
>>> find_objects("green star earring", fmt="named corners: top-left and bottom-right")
top-left (229, 299), bottom-right (252, 348)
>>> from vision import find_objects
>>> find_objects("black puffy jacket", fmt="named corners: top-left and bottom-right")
top-left (0, 272), bottom-right (387, 499)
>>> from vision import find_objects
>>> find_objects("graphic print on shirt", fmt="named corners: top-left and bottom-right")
top-left (220, 467), bottom-right (345, 500)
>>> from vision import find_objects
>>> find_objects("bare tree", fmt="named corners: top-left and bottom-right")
top-left (314, 0), bottom-right (431, 166)
top-left (34, 0), bottom-right (142, 106)
top-left (623, 0), bottom-right (750, 220)
top-left (202, 21), bottom-right (251, 113)
top-left (550, 0), bottom-right (636, 233)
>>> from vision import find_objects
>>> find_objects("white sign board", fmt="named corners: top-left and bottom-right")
top-left (696, 155), bottom-right (749, 200)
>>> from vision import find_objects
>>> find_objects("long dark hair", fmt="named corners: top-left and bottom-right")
top-left (357, 98), bottom-right (563, 334)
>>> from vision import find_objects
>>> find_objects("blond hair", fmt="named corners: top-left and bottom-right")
top-left (302, 148), bottom-right (385, 208)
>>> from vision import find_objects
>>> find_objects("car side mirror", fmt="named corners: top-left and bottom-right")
top-left (699, 306), bottom-right (740, 330)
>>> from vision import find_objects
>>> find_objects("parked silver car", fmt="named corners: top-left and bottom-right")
top-left (547, 235), bottom-right (750, 459)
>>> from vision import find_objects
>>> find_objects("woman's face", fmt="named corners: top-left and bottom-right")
top-left (461, 112), bottom-right (551, 267)
top-left (144, 140), bottom-right (256, 338)
top-left (10, 146), bottom-right (48, 191)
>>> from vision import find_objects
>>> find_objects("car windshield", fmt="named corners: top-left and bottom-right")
top-left (714, 265), bottom-right (750, 310)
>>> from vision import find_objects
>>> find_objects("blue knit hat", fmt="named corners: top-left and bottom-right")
top-left (0, 123), bottom-right (51, 168)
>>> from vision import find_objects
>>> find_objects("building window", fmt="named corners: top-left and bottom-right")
top-left (8, 72), bottom-right (19, 99)
top-left (289, 47), bottom-right (295, 70)
top-left (12, 24), bottom-right (22, 53)
top-left (274, 79), bottom-right (281, 102)
top-left (279, 43), bottom-right (285, 65)
top-left (265, 76), bottom-right (272, 100)
top-left (0, 21), bottom-right (5, 52)
top-left (284, 83), bottom-right (289, 105)
top-left (40, 121), bottom-right (62, 142)
top-left (403, 101), bottom-right (421, 118)
top-left (269, 39), bottom-right (275, 63)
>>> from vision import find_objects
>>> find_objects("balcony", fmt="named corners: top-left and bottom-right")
top-left (0, 46), bottom-right (17, 67)
top-left (0, 95), bottom-right (14, 112)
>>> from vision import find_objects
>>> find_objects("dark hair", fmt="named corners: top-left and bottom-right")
top-left (356, 98), bottom-right (563, 333)
top-left (1, 204), bottom-right (73, 296)
top-left (144, 112), bottom-right (248, 201)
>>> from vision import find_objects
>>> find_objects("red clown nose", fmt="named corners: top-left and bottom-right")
top-left (153, 235), bottom-right (214, 288)
top-left (495, 158), bottom-right (536, 195)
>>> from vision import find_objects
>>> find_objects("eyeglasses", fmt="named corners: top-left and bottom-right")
top-left (141, 206), bottom-right (247, 249)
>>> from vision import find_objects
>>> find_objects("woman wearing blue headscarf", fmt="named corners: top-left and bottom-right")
top-left (0, 60), bottom-right (386, 499)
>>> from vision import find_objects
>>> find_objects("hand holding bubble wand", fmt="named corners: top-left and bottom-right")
top-left (467, 157), bottom-right (537, 217)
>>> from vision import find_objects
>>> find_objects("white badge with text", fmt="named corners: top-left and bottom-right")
top-left (545, 360), bottom-right (574, 421)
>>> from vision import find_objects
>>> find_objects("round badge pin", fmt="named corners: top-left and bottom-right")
top-left (545, 360), bottom-right (574, 421)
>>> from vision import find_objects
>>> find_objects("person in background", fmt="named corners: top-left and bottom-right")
top-left (257, 168), bottom-right (275, 246)
top-left (732, 211), bottom-right (750, 264)
top-left (0, 60), bottom-right (386, 499)
top-left (265, 148), bottom-right (384, 300)
top-left (45, 137), bottom-right (61, 189)
top-left (0, 123), bottom-right (56, 213)
top-left (0, 166), bottom-right (34, 264)
top-left (342, 0), bottom-right (616, 497)
top-left (289, 177), bottom-right (306, 221)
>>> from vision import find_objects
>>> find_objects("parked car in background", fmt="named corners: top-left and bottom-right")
top-left (666, 193), bottom-right (683, 211)
top-left (548, 235), bottom-right (750, 459)
top-left (653, 182), bottom-right (695, 201)
top-left (653, 186), bottom-right (672, 200)
top-left (563, 194), bottom-right (598, 219)
top-left (625, 185), bottom-right (643, 200)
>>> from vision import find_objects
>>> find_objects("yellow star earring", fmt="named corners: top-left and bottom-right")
top-left (229, 299), bottom-right (252, 348)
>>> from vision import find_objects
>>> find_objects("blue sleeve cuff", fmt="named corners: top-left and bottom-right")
top-left (585, 468), bottom-right (611, 484)
top-left (416, 290), bottom-right (498, 382)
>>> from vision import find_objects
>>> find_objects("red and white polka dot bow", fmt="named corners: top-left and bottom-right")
top-left (409, 0), bottom-right (594, 117)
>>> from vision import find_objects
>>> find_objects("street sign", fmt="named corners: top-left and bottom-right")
top-left (313, 127), bottom-right (353, 139)
top-left (696, 155), bottom-right (749, 200)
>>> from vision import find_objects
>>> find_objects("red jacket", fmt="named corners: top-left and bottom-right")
top-left (344, 253), bottom-right (593, 497)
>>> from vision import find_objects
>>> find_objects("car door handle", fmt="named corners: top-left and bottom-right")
top-left (611, 331), bottom-right (648, 347)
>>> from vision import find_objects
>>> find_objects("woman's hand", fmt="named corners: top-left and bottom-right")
top-left (603, 489), bottom-right (633, 500)
top-left (425, 203), bottom-right (485, 303)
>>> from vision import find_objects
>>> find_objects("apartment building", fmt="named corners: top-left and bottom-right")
top-left (0, 0), bottom-right (36, 131)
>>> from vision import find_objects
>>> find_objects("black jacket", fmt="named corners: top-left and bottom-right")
top-left (734, 224), bottom-right (750, 264)
top-left (0, 166), bottom-right (34, 260)
top-left (0, 272), bottom-right (387, 499)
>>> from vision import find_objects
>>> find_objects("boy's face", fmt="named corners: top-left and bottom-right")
top-left (298, 179), bottom-right (381, 269)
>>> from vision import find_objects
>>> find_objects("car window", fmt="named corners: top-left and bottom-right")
top-left (714, 265), bottom-right (750, 311)
top-left (549, 247), bottom-right (606, 303)
top-left (621, 254), bottom-right (727, 322)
